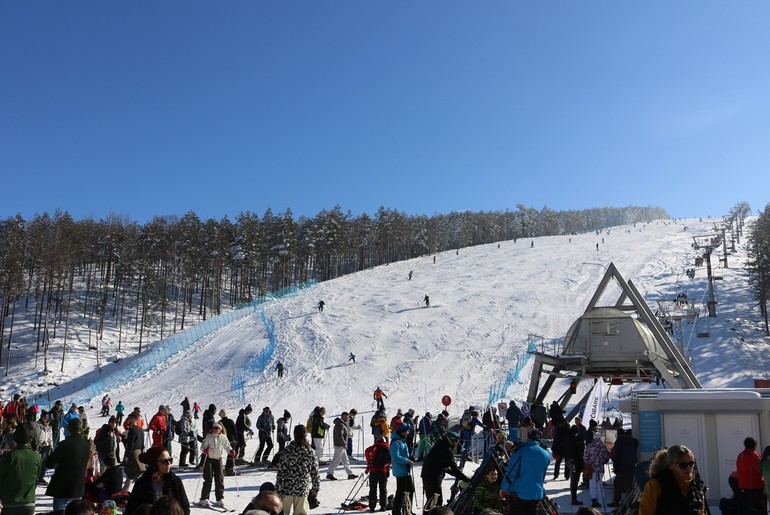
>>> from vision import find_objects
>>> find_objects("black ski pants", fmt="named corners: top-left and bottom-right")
top-left (255, 434), bottom-right (274, 462)
top-left (368, 472), bottom-right (388, 511)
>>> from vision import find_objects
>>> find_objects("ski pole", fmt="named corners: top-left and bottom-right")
top-left (409, 465), bottom-right (416, 511)
top-left (193, 454), bottom-right (208, 501)
top-left (233, 458), bottom-right (240, 497)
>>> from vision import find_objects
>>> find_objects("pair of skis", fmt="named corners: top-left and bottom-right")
top-left (194, 502), bottom-right (236, 513)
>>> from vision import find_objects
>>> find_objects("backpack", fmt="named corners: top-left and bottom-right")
top-left (306, 416), bottom-right (314, 434)
top-left (365, 444), bottom-right (390, 472)
top-left (371, 418), bottom-right (383, 437)
top-left (460, 409), bottom-right (472, 430)
top-left (94, 429), bottom-right (113, 456)
top-left (174, 419), bottom-right (184, 436)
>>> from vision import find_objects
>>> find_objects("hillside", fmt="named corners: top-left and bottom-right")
top-left (13, 216), bottom-right (765, 515)
top-left (28, 216), bottom-right (767, 419)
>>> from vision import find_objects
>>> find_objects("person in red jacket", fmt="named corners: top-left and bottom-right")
top-left (148, 405), bottom-right (169, 448)
top-left (736, 436), bottom-right (765, 513)
top-left (365, 436), bottom-right (391, 512)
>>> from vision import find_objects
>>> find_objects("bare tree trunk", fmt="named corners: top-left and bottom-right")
top-left (179, 283), bottom-right (185, 331)
top-left (43, 321), bottom-right (49, 374)
top-left (138, 294), bottom-right (146, 353)
top-left (134, 276), bottom-right (141, 334)
top-left (118, 287), bottom-right (126, 352)
top-left (35, 284), bottom-right (46, 352)
top-left (60, 272), bottom-right (74, 373)
top-left (0, 294), bottom-right (6, 364)
top-left (173, 282), bottom-right (180, 333)
top-left (5, 299), bottom-right (17, 376)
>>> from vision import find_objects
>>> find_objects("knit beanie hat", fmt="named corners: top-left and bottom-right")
top-left (139, 445), bottom-right (165, 465)
top-left (13, 425), bottom-right (30, 446)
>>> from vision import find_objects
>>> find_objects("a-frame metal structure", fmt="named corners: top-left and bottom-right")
top-left (527, 262), bottom-right (702, 411)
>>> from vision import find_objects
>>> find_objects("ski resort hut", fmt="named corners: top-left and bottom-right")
top-left (527, 263), bottom-right (701, 411)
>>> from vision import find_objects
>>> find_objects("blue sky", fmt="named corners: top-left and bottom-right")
top-left (2, 1), bottom-right (768, 223)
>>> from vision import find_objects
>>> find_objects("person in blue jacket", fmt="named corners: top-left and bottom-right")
top-left (461, 410), bottom-right (486, 453)
top-left (500, 429), bottom-right (552, 515)
top-left (60, 404), bottom-right (81, 438)
top-left (389, 423), bottom-right (415, 515)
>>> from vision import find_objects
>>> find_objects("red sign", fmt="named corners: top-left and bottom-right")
top-left (441, 395), bottom-right (452, 406)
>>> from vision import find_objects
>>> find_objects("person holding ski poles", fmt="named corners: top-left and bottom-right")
top-left (198, 422), bottom-right (236, 509)
top-left (390, 423), bottom-right (415, 515)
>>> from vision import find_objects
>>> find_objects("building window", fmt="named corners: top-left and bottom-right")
top-left (591, 320), bottom-right (620, 336)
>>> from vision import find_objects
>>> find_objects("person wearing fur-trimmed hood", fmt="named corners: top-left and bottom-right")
top-left (199, 422), bottom-right (236, 509)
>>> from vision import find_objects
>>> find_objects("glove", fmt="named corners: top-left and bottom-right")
top-left (203, 448), bottom-right (211, 456)
top-left (229, 450), bottom-right (237, 458)
top-left (249, 429), bottom-right (254, 436)
top-left (308, 491), bottom-right (320, 510)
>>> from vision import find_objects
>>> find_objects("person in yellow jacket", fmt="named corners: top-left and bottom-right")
top-left (370, 409), bottom-right (390, 443)
top-left (639, 444), bottom-right (706, 515)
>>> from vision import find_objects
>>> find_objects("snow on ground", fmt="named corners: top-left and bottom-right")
top-left (23, 216), bottom-right (767, 515)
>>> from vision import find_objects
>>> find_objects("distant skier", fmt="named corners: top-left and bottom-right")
top-left (531, 241), bottom-right (534, 248)
top-left (423, 295), bottom-right (430, 307)
top-left (596, 243), bottom-right (599, 251)
top-left (348, 352), bottom-right (356, 363)
top-left (317, 300), bottom-right (325, 312)
top-left (433, 256), bottom-right (436, 264)
top-left (408, 271), bottom-right (413, 280)
top-left (374, 387), bottom-right (388, 410)
top-left (101, 395), bottom-right (111, 416)
top-left (275, 362), bottom-right (284, 378)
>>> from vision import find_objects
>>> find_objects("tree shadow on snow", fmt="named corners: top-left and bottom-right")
top-left (325, 362), bottom-right (358, 370)
top-left (394, 305), bottom-right (440, 314)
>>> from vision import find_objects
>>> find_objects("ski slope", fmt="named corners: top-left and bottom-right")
top-left (25, 216), bottom-right (766, 515)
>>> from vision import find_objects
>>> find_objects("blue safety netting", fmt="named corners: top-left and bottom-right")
top-left (486, 337), bottom-right (547, 405)
top-left (231, 309), bottom-right (276, 402)
top-left (231, 280), bottom-right (317, 402)
top-left (43, 279), bottom-right (316, 409)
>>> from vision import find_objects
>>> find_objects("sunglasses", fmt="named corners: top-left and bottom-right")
top-left (159, 458), bottom-right (174, 465)
top-left (676, 461), bottom-right (696, 469)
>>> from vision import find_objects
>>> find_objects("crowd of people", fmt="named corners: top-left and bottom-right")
top-left (4, 390), bottom-right (758, 515)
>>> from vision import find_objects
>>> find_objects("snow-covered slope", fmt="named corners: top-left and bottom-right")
top-left (107, 218), bottom-right (766, 416)
top-left (24, 216), bottom-right (766, 514)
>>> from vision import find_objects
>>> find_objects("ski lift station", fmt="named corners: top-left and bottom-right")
top-left (525, 262), bottom-right (770, 502)
top-left (527, 262), bottom-right (701, 407)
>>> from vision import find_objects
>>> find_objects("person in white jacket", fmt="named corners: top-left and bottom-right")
top-left (199, 422), bottom-right (236, 509)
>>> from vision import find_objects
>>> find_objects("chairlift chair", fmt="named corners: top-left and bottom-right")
top-left (695, 316), bottom-right (710, 338)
